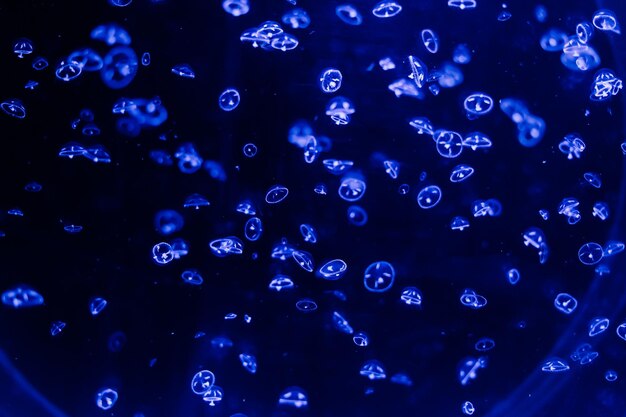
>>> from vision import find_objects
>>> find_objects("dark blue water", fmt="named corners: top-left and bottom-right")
top-left (1, 0), bottom-right (625, 416)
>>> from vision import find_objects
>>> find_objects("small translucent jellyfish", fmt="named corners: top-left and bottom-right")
top-left (210, 336), bottom-right (233, 349)
top-left (578, 242), bottom-right (604, 265)
top-left (347, 205), bottom-right (368, 226)
top-left (590, 68), bottom-right (623, 101)
top-left (450, 165), bottom-right (475, 183)
top-left (24, 181), bottom-right (42, 192)
top-left (379, 57), bottom-right (396, 70)
top-left (278, 387), bottom-right (308, 408)
top-left (91, 23), bottom-right (131, 45)
top-left (450, 216), bottom-right (470, 231)
top-left (171, 64), bottom-right (195, 79)
top-left (407, 55), bottom-right (427, 89)
top-left (417, 185), bottom-right (442, 209)
top-left (141, 52), bottom-right (150, 66)
top-left (63, 224), bottom-right (83, 233)
top-left (269, 275), bottom-right (295, 291)
top-left (225, 313), bottom-right (237, 320)
top-left (437, 63), bottom-right (463, 88)
top-left (191, 370), bottom-right (215, 395)
top-left (244, 217), bottom-right (263, 241)
top-left (400, 287), bottom-right (422, 306)
top-left (506, 268), bottom-right (521, 285)
top-left (181, 270), bottom-right (203, 286)
top-left (398, 184), bottom-right (410, 195)
top-left (558, 133), bottom-right (586, 159)
top-left (421, 29), bottom-right (439, 54)
top-left (282, 8), bottom-right (311, 29)
top-left (448, 0), bottom-right (476, 10)
top-left (222, 0), bottom-right (249, 16)
top-left (202, 385), bottom-right (223, 406)
top-left (183, 193), bottom-right (210, 209)
top-left (299, 224), bottom-right (317, 243)
top-left (383, 160), bottom-right (399, 179)
top-left (256, 21), bottom-right (284, 38)
top-left (388, 78), bottom-right (421, 98)
top-left (303, 136), bottom-right (318, 163)
top-left (364, 261), bottom-right (395, 292)
top-left (336, 4), bottom-right (362, 25)
top-left (452, 44), bottom-right (472, 64)
top-left (239, 353), bottom-right (257, 373)
top-left (50, 321), bottom-right (66, 336)
top-left (464, 93), bottom-right (494, 118)
top-left (617, 322), bottom-right (626, 341)
top-left (462, 401), bottom-right (475, 415)
top-left (319, 68), bottom-right (343, 93)
top-left (571, 343), bottom-right (599, 365)
top-left (209, 237), bottom-right (244, 257)
top-left (265, 184), bottom-right (289, 203)
top-left (583, 172), bottom-right (602, 188)
top-left (240, 143), bottom-right (258, 158)
top-left (474, 337), bottom-right (495, 352)
top-left (154, 209), bottom-right (184, 235)
top-left (458, 356), bottom-right (487, 385)
top-left (517, 114), bottom-right (545, 147)
top-left (326, 96), bottom-right (355, 125)
top-left (588, 317), bottom-right (610, 337)
top-left (316, 259), bottom-right (347, 280)
top-left (541, 358), bottom-right (570, 372)
top-left (604, 240), bottom-right (625, 257)
top-left (296, 298), bottom-right (317, 312)
top-left (332, 311), bottom-right (354, 334)
top-left (219, 88), bottom-right (240, 111)
top-left (605, 370), bottom-right (618, 382)
top-left (372, 1), bottom-right (402, 17)
top-left (463, 132), bottom-right (492, 150)
top-left (292, 250), bottom-right (314, 272)
top-left (497, 10), bottom-right (512, 21)
top-left (271, 238), bottom-right (295, 260)
top-left (236, 201), bottom-right (256, 215)
top-left (82, 123), bottom-right (101, 136)
top-left (13, 38), bottom-right (33, 58)
top-left (271, 33), bottom-right (299, 51)
top-left (32, 57), bottom-right (48, 70)
top-left (24, 80), bottom-right (38, 90)
top-left (460, 289), bottom-right (488, 309)
top-left (360, 360), bottom-right (386, 380)
top-left (535, 4), bottom-right (547, 22)
top-left (434, 130), bottom-right (463, 158)
top-left (7, 208), bottom-right (24, 217)
top-left (69, 48), bottom-right (104, 71)
top-left (338, 177), bottom-right (366, 201)
top-left (323, 159), bottom-right (354, 174)
top-left (499, 97), bottom-right (529, 123)
top-left (89, 297), bottom-right (108, 316)
top-left (592, 9), bottom-right (620, 33)
top-left (314, 184), bottom-right (328, 195)
top-left (1, 99), bottom-right (26, 119)
top-left (409, 117), bottom-right (434, 135)
top-left (101, 47), bottom-right (138, 89)
top-left (95, 388), bottom-right (118, 410)
top-left (152, 242), bottom-right (174, 264)
top-left (353, 332), bottom-right (369, 346)
top-left (1, 285), bottom-right (44, 308)
top-left (576, 22), bottom-right (595, 44)
top-left (109, 0), bottom-right (132, 6)
top-left (239, 28), bottom-right (270, 48)
top-left (554, 293), bottom-right (577, 314)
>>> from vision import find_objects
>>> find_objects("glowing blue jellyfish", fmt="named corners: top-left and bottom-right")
top-left (578, 242), bottom-right (604, 265)
top-left (338, 177), bottom-right (366, 201)
top-left (448, 0), bottom-right (476, 10)
top-left (353, 332), bottom-right (369, 346)
top-left (588, 317), bottom-right (609, 337)
top-left (497, 10), bottom-right (512, 21)
top-left (154, 209), bottom-right (184, 235)
top-left (450, 216), bottom-right (470, 231)
top-left (617, 322), bottom-right (626, 341)
top-left (421, 29), bottom-right (439, 53)
top-left (13, 38), bottom-right (33, 58)
top-left (506, 268), bottom-right (520, 285)
top-left (360, 360), bottom-right (386, 380)
top-left (379, 57), bottom-right (396, 70)
top-left (314, 184), bottom-right (328, 195)
top-left (464, 93), bottom-right (494, 118)
top-left (69, 48), bottom-right (104, 71)
top-left (81, 123), bottom-right (101, 136)
top-left (209, 237), bottom-right (244, 257)
top-left (296, 298), bottom-right (317, 312)
top-left (319, 68), bottom-right (342, 93)
top-left (292, 250), bottom-right (314, 272)
top-left (271, 33), bottom-right (299, 51)
top-left (560, 42), bottom-right (601, 72)
top-left (191, 370), bottom-right (215, 395)
top-left (535, 4), bottom-right (547, 22)
top-left (222, 0), bottom-right (249, 16)
top-left (0, 99), bottom-right (26, 119)
top-left (278, 387), bottom-right (308, 408)
top-left (282, 9), bottom-right (311, 29)
top-left (388, 79), bottom-right (421, 98)
top-left (181, 270), bottom-right (203, 285)
top-left (583, 172), bottom-right (602, 188)
top-left (499, 97), bottom-right (529, 123)
top-left (462, 401), bottom-right (475, 415)
top-left (50, 321), bottom-right (66, 336)
top-left (1, 285), bottom-right (44, 308)
top-left (400, 287), bottom-right (422, 306)
top-left (89, 297), bottom-right (108, 316)
top-left (364, 261), bottom-right (395, 292)
top-left (571, 343), bottom-right (598, 365)
top-left (452, 44), bottom-right (472, 65)
top-left (101, 47), bottom-right (138, 89)
top-left (407, 55), bottom-right (427, 88)
top-left (458, 356), bottom-right (487, 385)
top-left (576, 22), bottom-right (594, 43)
top-left (265, 184), bottom-right (289, 203)
top-left (605, 370), bottom-right (618, 382)
top-left (236, 201), bottom-right (256, 215)
top-left (268, 275), bottom-right (295, 292)
top-left (24, 80), bottom-right (38, 90)
top-left (383, 160), bottom-right (399, 179)
top-left (318, 259), bottom-right (348, 280)
top-left (554, 293), bottom-right (577, 314)
top-left (271, 238), bottom-right (295, 260)
top-left (592, 9), bottom-right (620, 33)
top-left (219, 88), bottom-right (240, 111)
top-left (590, 68), bottom-right (623, 101)
top-left (460, 289), bottom-right (487, 309)
top-left (141, 52), bottom-right (150, 66)
top-left (372, 1), bottom-right (402, 18)
top-left (398, 184), bottom-right (410, 195)
top-left (409, 117), bottom-right (434, 135)
top-left (558, 133), bottom-right (586, 159)
top-left (109, 0), bottom-right (132, 6)
top-left (183, 193), bottom-right (210, 209)
top-left (604, 240), bottom-right (625, 257)
top-left (95, 388), bottom-right (118, 410)
top-left (332, 311), bottom-right (354, 334)
top-left (239, 353), bottom-right (257, 373)
top-left (299, 224), bottom-right (317, 243)
top-left (91, 23), bottom-right (131, 45)
top-left (257, 21), bottom-right (284, 38)
top-left (171, 64), bottom-right (195, 79)
top-left (166, 239), bottom-right (187, 258)
top-left (303, 136), bottom-right (318, 163)
top-left (24, 182), bottom-right (42, 192)
top-left (541, 359), bottom-right (570, 373)
top-left (390, 373), bottom-right (413, 386)
top-left (336, 4), bottom-right (363, 25)
top-left (347, 205), bottom-right (368, 226)
top-left (8, 208), bottom-right (24, 217)
top-left (32, 57), bottom-right (48, 70)
top-left (463, 132), bottom-right (492, 150)
top-left (434, 130), bottom-right (463, 158)
top-left (449, 165), bottom-right (474, 183)
top-left (242, 143), bottom-right (257, 157)
top-left (244, 217), bottom-right (263, 241)
top-left (64, 224), bottom-right (83, 233)
top-left (417, 185), bottom-right (442, 209)
top-left (474, 337), bottom-right (495, 352)
top-left (517, 114), bottom-right (545, 147)
top-left (323, 159), bottom-right (353, 174)
top-left (240, 28), bottom-right (270, 48)
top-left (326, 96), bottom-right (355, 125)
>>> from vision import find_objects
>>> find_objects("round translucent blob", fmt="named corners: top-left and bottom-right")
top-left (0, 99), bottom-right (26, 119)
top-left (95, 388), bottom-right (118, 410)
top-left (319, 68), bottom-right (343, 93)
top-left (360, 360), bottom-right (386, 380)
top-left (540, 28), bottom-right (568, 52)
top-left (244, 217), bottom-right (263, 241)
top-left (336, 4), bottom-right (363, 25)
top-left (583, 172), bottom-right (602, 188)
top-left (605, 370), bottom-right (618, 382)
top-left (318, 259), bottom-right (348, 280)
top-left (181, 270), bottom-right (203, 285)
top-left (13, 38), bottom-right (33, 58)
top-left (417, 185), bottom-right (442, 209)
top-left (299, 223), bottom-right (317, 243)
top-left (578, 242), bottom-right (604, 265)
top-left (474, 337), bottom-right (495, 352)
top-left (464, 93), bottom-right (494, 117)
top-left (90, 23), bottom-right (131, 46)
top-left (141, 52), bottom-right (150, 66)
top-left (453, 44), bottom-right (472, 64)
top-left (450, 165), bottom-right (475, 183)
top-left (222, 0), bottom-right (249, 16)
top-left (209, 237), bottom-right (244, 257)
top-left (296, 298), bottom-right (318, 312)
top-left (219, 88), bottom-right (241, 111)
top-left (400, 287), bottom-right (422, 306)
top-left (347, 205), bottom-right (368, 226)
top-left (462, 401), bottom-right (475, 415)
top-left (278, 386), bottom-right (308, 409)
top-left (338, 177), bottom-right (366, 201)
top-left (517, 114), bottom-right (546, 147)
top-left (242, 143), bottom-right (257, 157)
top-left (282, 8), bottom-right (311, 29)
top-left (24, 181), bottom-right (42, 192)
top-left (554, 293), bottom-right (578, 314)
top-left (152, 242), bottom-right (174, 265)
top-left (101, 46), bottom-right (138, 89)
top-left (1, 285), bottom-right (45, 308)
top-left (506, 268), bottom-right (521, 285)
top-left (353, 331), bottom-right (369, 346)
top-left (421, 29), bottom-right (439, 53)
top-left (450, 216), bottom-right (470, 231)
top-left (265, 184), bottom-right (289, 203)
top-left (268, 274), bottom-right (295, 292)
top-left (434, 130), bottom-right (463, 158)
top-left (191, 370), bottom-right (215, 395)
top-left (363, 261), bottom-right (395, 292)
top-left (154, 209), bottom-right (184, 235)
top-left (372, 1), bottom-right (402, 18)
top-left (32, 57), bottom-right (48, 70)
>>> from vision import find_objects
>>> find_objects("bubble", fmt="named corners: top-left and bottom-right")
top-left (319, 68), bottom-right (343, 93)
top-left (219, 88), bottom-right (240, 111)
top-left (417, 185), bottom-right (442, 209)
top-left (95, 388), bottom-right (118, 410)
top-left (364, 261), bottom-right (395, 292)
